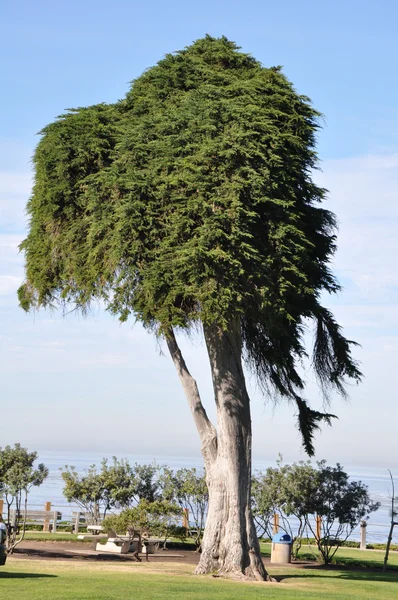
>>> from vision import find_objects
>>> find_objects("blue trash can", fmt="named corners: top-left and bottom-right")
top-left (271, 532), bottom-right (292, 563)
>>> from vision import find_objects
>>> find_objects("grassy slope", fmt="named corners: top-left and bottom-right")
top-left (1, 559), bottom-right (398, 600)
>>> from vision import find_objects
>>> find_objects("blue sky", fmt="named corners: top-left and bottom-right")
top-left (1, 0), bottom-right (397, 468)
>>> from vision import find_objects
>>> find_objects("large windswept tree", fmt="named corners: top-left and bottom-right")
top-left (19, 36), bottom-right (360, 580)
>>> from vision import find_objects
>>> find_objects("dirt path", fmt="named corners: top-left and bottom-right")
top-left (11, 540), bottom-right (318, 572)
top-left (6, 540), bottom-right (397, 579)
top-left (13, 541), bottom-right (201, 565)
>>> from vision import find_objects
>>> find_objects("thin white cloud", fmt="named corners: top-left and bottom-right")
top-left (0, 152), bottom-right (397, 322)
top-left (0, 275), bottom-right (23, 296)
top-left (316, 154), bottom-right (398, 313)
top-left (331, 304), bottom-right (398, 330)
top-left (0, 233), bottom-right (24, 263)
top-left (0, 233), bottom-right (25, 305)
top-left (0, 172), bottom-right (32, 196)
top-left (0, 139), bottom-right (33, 172)
top-left (0, 171), bottom-right (32, 231)
top-left (0, 151), bottom-right (396, 465)
top-left (80, 353), bottom-right (130, 367)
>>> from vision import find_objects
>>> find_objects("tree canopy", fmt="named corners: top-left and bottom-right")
top-left (0, 444), bottom-right (48, 553)
top-left (19, 35), bottom-right (360, 454)
top-left (252, 459), bottom-right (379, 564)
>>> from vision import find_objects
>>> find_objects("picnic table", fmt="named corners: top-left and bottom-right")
top-left (95, 533), bottom-right (164, 558)
top-left (77, 525), bottom-right (106, 542)
top-left (87, 525), bottom-right (104, 534)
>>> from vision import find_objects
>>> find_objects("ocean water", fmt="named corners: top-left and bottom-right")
top-left (23, 450), bottom-right (398, 545)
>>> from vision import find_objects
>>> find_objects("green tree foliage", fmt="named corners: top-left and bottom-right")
top-left (0, 444), bottom-right (48, 553)
top-left (132, 463), bottom-right (163, 503)
top-left (252, 459), bottom-right (380, 564)
top-left (102, 499), bottom-right (183, 546)
top-left (19, 35), bottom-right (361, 454)
top-left (252, 459), bottom-right (318, 557)
top-left (61, 458), bottom-right (136, 523)
top-left (161, 467), bottom-right (208, 550)
top-left (61, 459), bottom-right (165, 524)
top-left (310, 462), bottom-right (380, 564)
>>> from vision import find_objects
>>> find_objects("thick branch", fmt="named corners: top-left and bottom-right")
top-left (166, 328), bottom-right (217, 463)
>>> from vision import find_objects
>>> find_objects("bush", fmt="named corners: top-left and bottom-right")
top-left (0, 444), bottom-right (48, 553)
top-left (252, 459), bottom-right (380, 564)
top-left (102, 500), bottom-right (183, 547)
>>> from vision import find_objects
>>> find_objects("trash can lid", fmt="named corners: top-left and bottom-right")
top-left (272, 533), bottom-right (292, 544)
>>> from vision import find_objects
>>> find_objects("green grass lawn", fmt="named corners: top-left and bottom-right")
top-left (20, 534), bottom-right (398, 570)
top-left (23, 532), bottom-right (87, 542)
top-left (19, 534), bottom-right (398, 571)
top-left (259, 541), bottom-right (398, 570)
top-left (1, 559), bottom-right (398, 600)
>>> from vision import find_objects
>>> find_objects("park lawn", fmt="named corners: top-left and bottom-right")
top-left (1, 559), bottom-right (398, 600)
top-left (19, 535), bottom-right (398, 570)
top-left (23, 532), bottom-right (87, 543)
top-left (259, 541), bottom-right (398, 570)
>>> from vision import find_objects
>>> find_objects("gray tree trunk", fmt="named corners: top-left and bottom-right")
top-left (167, 322), bottom-right (272, 581)
top-left (383, 470), bottom-right (397, 572)
top-left (383, 521), bottom-right (396, 572)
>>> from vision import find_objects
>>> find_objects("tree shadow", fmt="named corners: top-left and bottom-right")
top-left (0, 572), bottom-right (57, 579)
top-left (15, 547), bottom-right (136, 562)
top-left (277, 570), bottom-right (398, 584)
top-left (337, 571), bottom-right (398, 582)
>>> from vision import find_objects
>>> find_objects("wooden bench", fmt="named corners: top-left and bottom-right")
top-left (70, 513), bottom-right (107, 535)
top-left (87, 525), bottom-right (104, 534)
top-left (10, 509), bottom-right (62, 532)
top-left (70, 510), bottom-right (97, 535)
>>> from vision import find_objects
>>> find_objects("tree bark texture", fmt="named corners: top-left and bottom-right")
top-left (383, 521), bottom-right (396, 572)
top-left (167, 323), bottom-right (272, 581)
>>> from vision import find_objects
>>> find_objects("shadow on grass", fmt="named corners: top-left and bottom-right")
top-left (0, 572), bottom-right (57, 579)
top-left (277, 570), bottom-right (398, 584)
top-left (332, 558), bottom-right (398, 571)
top-left (262, 550), bottom-right (398, 574)
top-left (15, 547), bottom-right (133, 562)
top-left (338, 571), bottom-right (398, 582)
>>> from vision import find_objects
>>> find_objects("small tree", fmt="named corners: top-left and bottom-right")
top-left (132, 463), bottom-right (163, 503)
top-left (252, 460), bottom-right (318, 557)
top-left (253, 460), bottom-right (379, 564)
top-left (0, 444), bottom-right (48, 553)
top-left (383, 470), bottom-right (398, 572)
top-left (251, 473), bottom-right (274, 540)
top-left (303, 462), bottom-right (380, 564)
top-left (161, 467), bottom-right (208, 551)
top-left (61, 457), bottom-right (135, 523)
top-left (102, 499), bottom-right (183, 548)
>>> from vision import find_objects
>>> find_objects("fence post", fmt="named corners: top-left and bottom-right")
top-left (272, 513), bottom-right (279, 535)
top-left (43, 502), bottom-right (51, 532)
top-left (0, 499), bottom-right (3, 518)
top-left (182, 508), bottom-right (189, 531)
top-left (52, 510), bottom-right (58, 534)
top-left (315, 516), bottom-right (322, 541)
top-left (74, 511), bottom-right (80, 535)
top-left (360, 520), bottom-right (367, 550)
